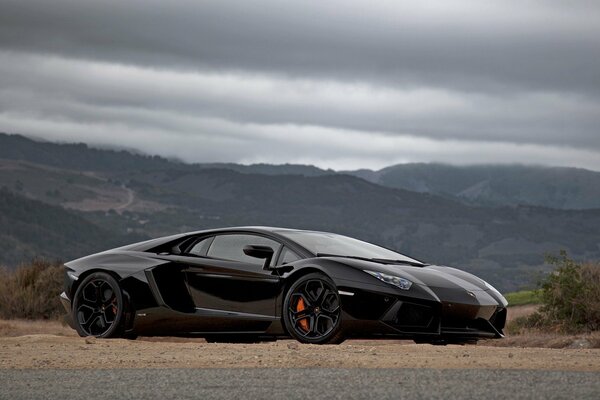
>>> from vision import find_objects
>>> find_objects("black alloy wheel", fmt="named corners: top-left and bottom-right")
top-left (283, 273), bottom-right (344, 344)
top-left (72, 272), bottom-right (124, 338)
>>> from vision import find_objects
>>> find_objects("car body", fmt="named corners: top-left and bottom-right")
top-left (60, 226), bottom-right (507, 344)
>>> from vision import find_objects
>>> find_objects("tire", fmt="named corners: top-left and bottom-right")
top-left (283, 273), bottom-right (344, 344)
top-left (72, 272), bottom-right (125, 338)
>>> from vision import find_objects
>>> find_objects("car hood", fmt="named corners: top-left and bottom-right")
top-left (324, 257), bottom-right (491, 291)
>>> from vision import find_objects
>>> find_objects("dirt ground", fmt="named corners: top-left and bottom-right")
top-left (1, 319), bottom-right (599, 371)
top-left (506, 304), bottom-right (539, 322)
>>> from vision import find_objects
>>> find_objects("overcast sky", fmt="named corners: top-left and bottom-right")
top-left (1, 0), bottom-right (599, 170)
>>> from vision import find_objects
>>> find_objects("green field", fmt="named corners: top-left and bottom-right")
top-left (503, 290), bottom-right (542, 306)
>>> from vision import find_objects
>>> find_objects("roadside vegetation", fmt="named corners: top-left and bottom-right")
top-left (0, 259), bottom-right (64, 320)
top-left (509, 251), bottom-right (600, 334)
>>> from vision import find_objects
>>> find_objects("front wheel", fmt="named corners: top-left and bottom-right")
top-left (72, 272), bottom-right (125, 338)
top-left (283, 273), bottom-right (344, 344)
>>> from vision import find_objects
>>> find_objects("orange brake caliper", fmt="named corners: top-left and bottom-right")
top-left (296, 297), bottom-right (310, 332)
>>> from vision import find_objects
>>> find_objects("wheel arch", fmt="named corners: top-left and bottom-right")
top-left (282, 266), bottom-right (335, 295)
top-left (285, 266), bottom-right (333, 291)
top-left (69, 268), bottom-right (124, 301)
top-left (278, 265), bottom-right (338, 325)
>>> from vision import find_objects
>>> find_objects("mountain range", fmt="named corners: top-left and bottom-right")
top-left (1, 132), bottom-right (599, 292)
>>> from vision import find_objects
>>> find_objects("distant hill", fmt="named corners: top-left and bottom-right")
top-left (0, 133), bottom-right (332, 177)
top-left (1, 133), bottom-right (600, 291)
top-left (198, 163), bottom-right (333, 177)
top-left (0, 189), bottom-right (145, 266)
top-left (343, 164), bottom-right (600, 210)
top-left (3, 133), bottom-right (599, 209)
top-left (0, 133), bottom-right (177, 172)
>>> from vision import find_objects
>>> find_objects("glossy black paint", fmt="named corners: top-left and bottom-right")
top-left (61, 226), bottom-right (508, 342)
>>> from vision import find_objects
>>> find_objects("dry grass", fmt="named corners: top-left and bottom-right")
top-left (0, 319), bottom-right (75, 337)
top-left (486, 332), bottom-right (600, 349)
top-left (490, 304), bottom-right (600, 348)
top-left (507, 305), bottom-right (540, 324)
top-left (0, 259), bottom-right (64, 320)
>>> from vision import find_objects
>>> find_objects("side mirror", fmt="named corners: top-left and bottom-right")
top-left (243, 245), bottom-right (274, 270)
top-left (170, 245), bottom-right (182, 255)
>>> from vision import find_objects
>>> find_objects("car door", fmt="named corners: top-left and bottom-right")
top-left (181, 233), bottom-right (283, 320)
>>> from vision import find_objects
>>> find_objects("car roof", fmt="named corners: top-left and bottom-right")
top-left (186, 226), bottom-right (326, 235)
top-left (123, 226), bottom-right (327, 254)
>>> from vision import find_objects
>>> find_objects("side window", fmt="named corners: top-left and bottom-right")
top-left (187, 236), bottom-right (214, 256)
top-left (207, 234), bottom-right (281, 266)
top-left (278, 246), bottom-right (301, 265)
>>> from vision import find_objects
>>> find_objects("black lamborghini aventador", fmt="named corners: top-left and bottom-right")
top-left (60, 227), bottom-right (507, 344)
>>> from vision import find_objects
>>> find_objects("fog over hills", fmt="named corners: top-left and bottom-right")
top-left (345, 164), bottom-right (600, 210)
top-left (1, 133), bottom-right (599, 292)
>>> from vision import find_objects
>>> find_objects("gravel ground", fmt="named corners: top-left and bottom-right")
top-left (1, 334), bottom-right (599, 371)
top-left (1, 368), bottom-right (599, 400)
top-left (2, 319), bottom-right (599, 399)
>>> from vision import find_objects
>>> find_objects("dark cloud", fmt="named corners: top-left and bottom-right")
top-left (0, 0), bottom-right (599, 169)
top-left (1, 1), bottom-right (598, 92)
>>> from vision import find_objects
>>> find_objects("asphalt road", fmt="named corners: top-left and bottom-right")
top-left (1, 368), bottom-right (599, 400)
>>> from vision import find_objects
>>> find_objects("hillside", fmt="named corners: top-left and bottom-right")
top-left (1, 133), bottom-right (600, 291)
top-left (0, 189), bottom-right (144, 266)
top-left (0, 133), bottom-right (331, 177)
top-left (3, 133), bottom-right (600, 209)
top-left (0, 133), bottom-right (177, 173)
top-left (345, 163), bottom-right (600, 210)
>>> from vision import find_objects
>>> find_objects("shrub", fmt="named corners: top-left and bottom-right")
top-left (512, 251), bottom-right (600, 333)
top-left (0, 259), bottom-right (64, 320)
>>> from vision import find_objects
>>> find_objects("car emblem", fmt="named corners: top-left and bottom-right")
top-left (467, 291), bottom-right (476, 298)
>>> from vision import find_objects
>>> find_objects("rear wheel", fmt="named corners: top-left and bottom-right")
top-left (283, 273), bottom-right (344, 344)
top-left (72, 272), bottom-right (125, 338)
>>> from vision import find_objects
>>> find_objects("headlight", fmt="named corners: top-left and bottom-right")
top-left (364, 270), bottom-right (412, 290)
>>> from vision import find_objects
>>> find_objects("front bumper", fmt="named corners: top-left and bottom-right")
top-left (384, 298), bottom-right (505, 339)
top-left (339, 285), bottom-right (506, 340)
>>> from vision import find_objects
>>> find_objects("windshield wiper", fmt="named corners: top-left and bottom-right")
top-left (316, 253), bottom-right (425, 267)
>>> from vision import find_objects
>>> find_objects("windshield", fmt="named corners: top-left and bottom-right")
top-left (279, 231), bottom-right (421, 264)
